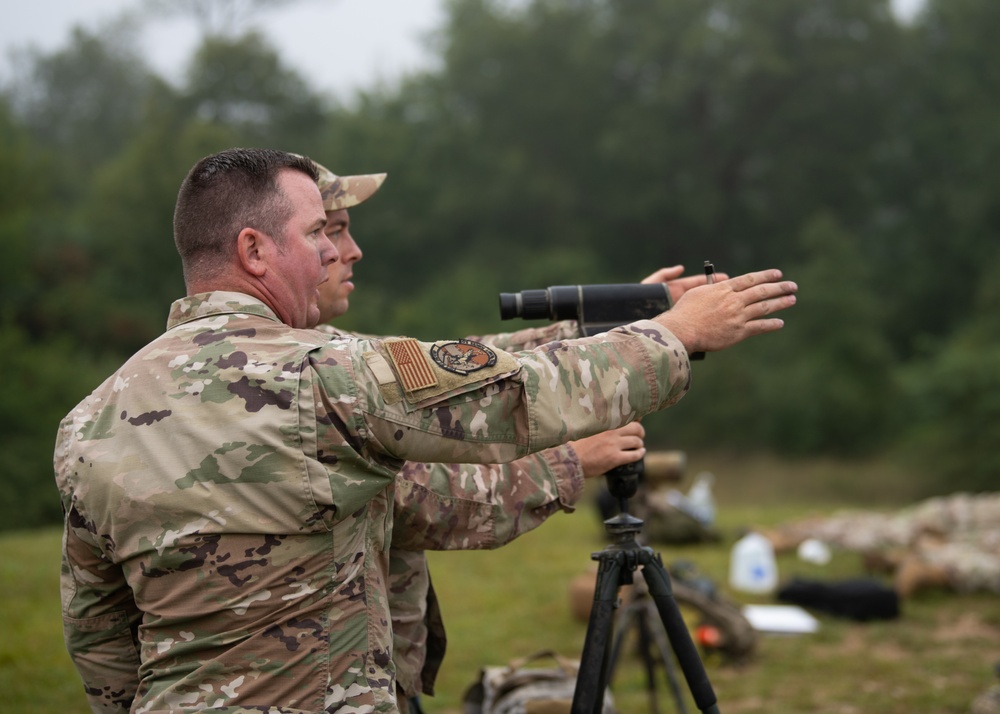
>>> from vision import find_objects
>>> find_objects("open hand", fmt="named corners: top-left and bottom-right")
top-left (655, 269), bottom-right (798, 354)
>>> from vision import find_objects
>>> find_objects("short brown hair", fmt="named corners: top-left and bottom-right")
top-left (173, 148), bottom-right (319, 281)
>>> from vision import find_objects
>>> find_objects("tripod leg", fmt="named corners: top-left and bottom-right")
top-left (606, 599), bottom-right (638, 682)
top-left (639, 597), bottom-right (690, 714)
top-left (571, 553), bottom-right (624, 714)
top-left (634, 606), bottom-right (663, 714)
top-left (604, 595), bottom-right (688, 714)
top-left (641, 555), bottom-right (721, 714)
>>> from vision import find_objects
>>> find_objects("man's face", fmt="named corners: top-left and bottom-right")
top-left (265, 169), bottom-right (336, 328)
top-left (317, 208), bottom-right (363, 324)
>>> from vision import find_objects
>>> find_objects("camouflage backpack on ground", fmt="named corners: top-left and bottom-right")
top-left (462, 650), bottom-right (616, 714)
top-left (668, 561), bottom-right (758, 662)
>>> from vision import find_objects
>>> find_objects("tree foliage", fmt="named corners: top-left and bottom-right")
top-left (0, 0), bottom-right (997, 529)
top-left (6, 21), bottom-right (159, 178)
top-left (898, 248), bottom-right (1000, 492)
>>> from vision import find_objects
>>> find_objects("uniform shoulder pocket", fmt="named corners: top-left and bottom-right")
top-left (368, 337), bottom-right (521, 412)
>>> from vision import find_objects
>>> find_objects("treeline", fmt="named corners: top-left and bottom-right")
top-left (2, 0), bottom-right (998, 531)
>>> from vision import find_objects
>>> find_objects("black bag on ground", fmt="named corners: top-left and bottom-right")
top-left (462, 649), bottom-right (615, 714)
top-left (777, 577), bottom-right (900, 621)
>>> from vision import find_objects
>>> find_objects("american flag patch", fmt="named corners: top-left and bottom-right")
top-left (385, 338), bottom-right (438, 393)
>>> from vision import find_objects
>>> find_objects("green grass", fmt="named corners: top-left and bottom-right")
top-left (5, 451), bottom-right (998, 713)
top-left (0, 529), bottom-right (89, 711)
top-left (426, 451), bottom-right (1000, 713)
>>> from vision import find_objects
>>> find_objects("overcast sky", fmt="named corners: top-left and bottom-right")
top-left (2, 0), bottom-right (925, 101)
top-left (0, 0), bottom-right (447, 101)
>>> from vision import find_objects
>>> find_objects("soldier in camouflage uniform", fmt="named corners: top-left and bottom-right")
top-left (763, 492), bottom-right (1000, 597)
top-left (55, 147), bottom-right (797, 714)
top-left (312, 161), bottom-right (696, 712)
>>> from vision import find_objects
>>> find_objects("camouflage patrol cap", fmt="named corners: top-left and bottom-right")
top-left (313, 160), bottom-right (387, 211)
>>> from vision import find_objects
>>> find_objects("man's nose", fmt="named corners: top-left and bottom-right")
top-left (343, 233), bottom-right (363, 263)
top-left (319, 234), bottom-right (339, 265)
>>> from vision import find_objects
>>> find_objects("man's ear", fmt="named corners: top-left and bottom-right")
top-left (237, 228), bottom-right (269, 277)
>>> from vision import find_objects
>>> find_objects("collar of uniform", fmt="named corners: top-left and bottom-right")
top-left (166, 291), bottom-right (282, 329)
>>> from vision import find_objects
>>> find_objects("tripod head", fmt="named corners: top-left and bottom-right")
top-left (605, 459), bottom-right (642, 503)
top-left (602, 459), bottom-right (646, 545)
top-left (601, 450), bottom-right (687, 542)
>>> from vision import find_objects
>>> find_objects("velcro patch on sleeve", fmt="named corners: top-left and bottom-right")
top-left (385, 338), bottom-right (439, 393)
top-left (363, 351), bottom-right (396, 385)
top-left (363, 351), bottom-right (403, 404)
top-left (406, 340), bottom-right (520, 408)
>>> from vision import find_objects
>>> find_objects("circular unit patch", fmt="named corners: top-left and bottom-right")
top-left (430, 339), bottom-right (498, 375)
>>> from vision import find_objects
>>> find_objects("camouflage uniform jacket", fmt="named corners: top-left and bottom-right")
top-left (322, 322), bottom-right (587, 697)
top-left (55, 292), bottom-right (690, 714)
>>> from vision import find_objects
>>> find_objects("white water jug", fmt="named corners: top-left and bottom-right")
top-left (729, 531), bottom-right (778, 595)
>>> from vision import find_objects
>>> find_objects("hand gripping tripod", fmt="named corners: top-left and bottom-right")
top-left (570, 459), bottom-right (722, 714)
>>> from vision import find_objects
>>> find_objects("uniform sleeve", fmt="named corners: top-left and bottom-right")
top-left (387, 549), bottom-right (435, 697)
top-left (318, 323), bottom-right (582, 358)
top-left (316, 319), bottom-right (689, 468)
top-left (466, 320), bottom-right (582, 351)
top-left (60, 504), bottom-right (142, 714)
top-left (390, 443), bottom-right (584, 551)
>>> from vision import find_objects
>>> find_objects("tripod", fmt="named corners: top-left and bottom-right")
top-left (571, 460), bottom-right (721, 714)
top-left (606, 575), bottom-right (689, 714)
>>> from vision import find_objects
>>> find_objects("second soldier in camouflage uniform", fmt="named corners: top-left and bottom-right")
top-left (311, 161), bottom-right (675, 710)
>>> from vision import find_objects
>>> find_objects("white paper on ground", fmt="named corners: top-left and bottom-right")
top-left (742, 604), bottom-right (821, 634)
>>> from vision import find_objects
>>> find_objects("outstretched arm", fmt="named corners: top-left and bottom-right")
top-left (391, 423), bottom-right (645, 550)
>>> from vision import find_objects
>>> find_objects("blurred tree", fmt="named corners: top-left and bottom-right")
top-left (759, 213), bottom-right (899, 454)
top-left (899, 247), bottom-right (1000, 492)
top-left (34, 30), bottom-right (328, 355)
top-left (177, 31), bottom-right (326, 149)
top-left (651, 214), bottom-right (898, 454)
top-left (4, 20), bottom-right (159, 180)
top-left (69, 105), bottom-right (243, 354)
top-left (0, 321), bottom-right (116, 530)
top-left (0, 100), bottom-right (48, 321)
top-left (399, 0), bottom-right (908, 275)
top-left (321, 0), bottom-right (915, 376)
top-left (865, 0), bottom-right (1000, 358)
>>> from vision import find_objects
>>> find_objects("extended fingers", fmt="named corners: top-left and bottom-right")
top-left (739, 278), bottom-right (798, 308)
top-left (761, 292), bottom-right (797, 316)
top-left (640, 266), bottom-right (684, 284)
top-left (727, 273), bottom-right (797, 333)
top-left (728, 269), bottom-right (785, 292)
top-left (743, 317), bottom-right (786, 335)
